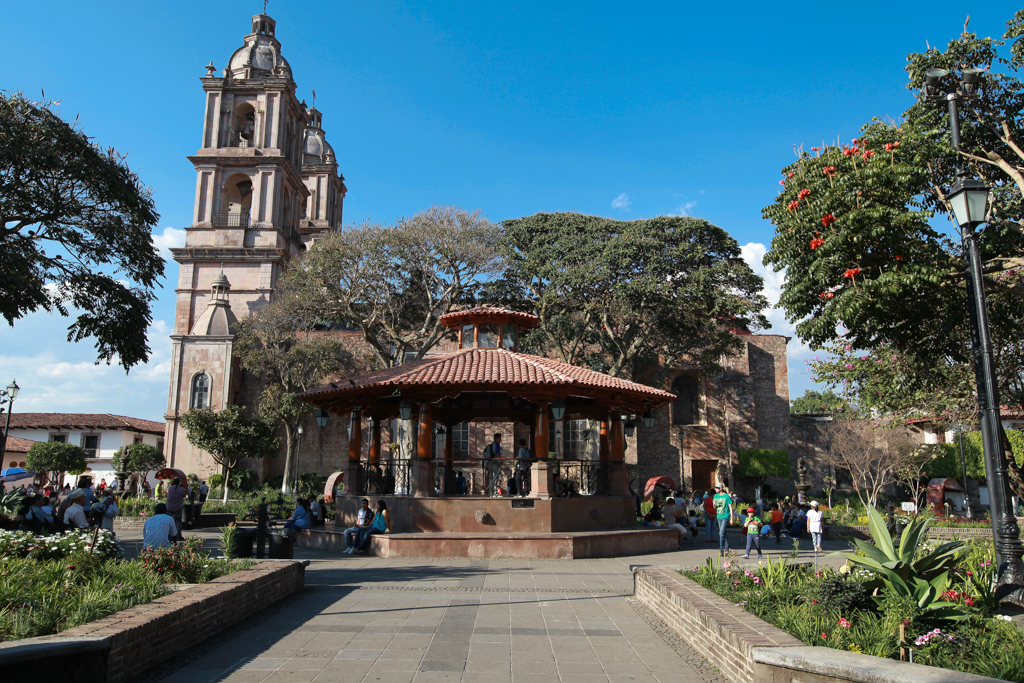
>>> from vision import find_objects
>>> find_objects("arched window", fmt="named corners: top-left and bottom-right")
top-left (672, 375), bottom-right (700, 426)
top-left (190, 373), bottom-right (211, 410)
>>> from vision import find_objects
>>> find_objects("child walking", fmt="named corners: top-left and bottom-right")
top-left (743, 507), bottom-right (763, 559)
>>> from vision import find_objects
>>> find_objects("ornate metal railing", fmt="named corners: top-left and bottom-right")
top-left (211, 212), bottom-right (250, 228)
top-left (355, 460), bottom-right (413, 496)
top-left (554, 460), bottom-right (607, 496)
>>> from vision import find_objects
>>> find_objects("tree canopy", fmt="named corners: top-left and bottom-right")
top-left (24, 441), bottom-right (86, 486)
top-left (180, 406), bottom-right (279, 502)
top-left (288, 205), bottom-right (504, 369)
top-left (737, 448), bottom-right (790, 482)
top-left (761, 13), bottom-right (1024, 393)
top-left (498, 213), bottom-right (769, 383)
top-left (0, 92), bottom-right (164, 369)
top-left (789, 388), bottom-right (853, 415)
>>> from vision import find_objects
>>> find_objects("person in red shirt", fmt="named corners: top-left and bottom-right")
top-left (703, 492), bottom-right (717, 543)
top-left (770, 503), bottom-right (784, 544)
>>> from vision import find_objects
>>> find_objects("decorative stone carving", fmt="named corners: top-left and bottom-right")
top-left (475, 510), bottom-right (492, 524)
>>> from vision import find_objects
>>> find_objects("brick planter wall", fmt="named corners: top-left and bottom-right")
top-left (0, 560), bottom-right (306, 683)
top-left (828, 525), bottom-right (996, 542)
top-left (633, 566), bottom-right (1001, 683)
top-left (113, 512), bottom-right (237, 532)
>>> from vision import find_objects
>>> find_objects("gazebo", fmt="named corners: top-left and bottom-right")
top-left (296, 306), bottom-right (678, 558)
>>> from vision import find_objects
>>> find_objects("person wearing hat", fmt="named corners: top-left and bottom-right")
top-left (742, 507), bottom-right (763, 559)
top-left (712, 484), bottom-right (733, 555)
top-left (702, 491), bottom-right (717, 543)
top-left (96, 495), bottom-right (119, 533)
top-left (63, 489), bottom-right (89, 529)
top-left (165, 476), bottom-right (188, 541)
top-left (806, 501), bottom-right (824, 553)
top-left (143, 503), bottom-right (178, 549)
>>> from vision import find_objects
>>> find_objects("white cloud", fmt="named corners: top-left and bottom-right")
top-left (611, 193), bottom-right (631, 211)
top-left (153, 227), bottom-right (186, 259)
top-left (678, 201), bottom-right (697, 217)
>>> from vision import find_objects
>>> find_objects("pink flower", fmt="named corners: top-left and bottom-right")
top-left (753, 577), bottom-right (761, 584)
top-left (723, 561), bottom-right (732, 569)
top-left (838, 618), bottom-right (850, 628)
top-left (844, 363), bottom-right (854, 370)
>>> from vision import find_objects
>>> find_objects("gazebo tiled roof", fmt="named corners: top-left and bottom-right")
top-left (438, 305), bottom-right (539, 330)
top-left (300, 348), bottom-right (674, 416)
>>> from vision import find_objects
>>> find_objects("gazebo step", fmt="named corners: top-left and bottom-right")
top-left (294, 527), bottom-right (678, 559)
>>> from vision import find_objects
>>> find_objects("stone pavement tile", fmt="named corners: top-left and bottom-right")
top-left (215, 671), bottom-right (272, 683)
top-left (366, 673), bottom-right (418, 683)
top-left (559, 675), bottom-right (611, 683)
top-left (423, 646), bottom-right (470, 661)
top-left (510, 673), bottom-right (556, 683)
top-left (462, 674), bottom-right (511, 683)
top-left (261, 670), bottom-right (321, 683)
top-left (284, 658), bottom-right (332, 670)
top-left (606, 676), bottom-right (660, 683)
top-left (419, 661), bottom-right (467, 672)
top-left (242, 658), bottom-right (287, 670)
top-left (369, 659), bottom-right (423, 672)
top-left (336, 649), bottom-right (386, 660)
top-left (601, 662), bottom-right (652, 676)
top-left (511, 652), bottom-right (555, 664)
top-left (470, 634), bottom-right (510, 643)
top-left (412, 671), bottom-right (464, 683)
top-left (557, 660), bottom-right (606, 675)
top-left (465, 659), bottom-right (511, 673)
top-left (511, 661), bottom-right (558, 674)
top-left (158, 670), bottom-right (225, 683)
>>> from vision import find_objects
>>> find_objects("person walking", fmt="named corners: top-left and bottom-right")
top-left (770, 503), bottom-right (783, 544)
top-left (807, 501), bottom-right (824, 553)
top-left (165, 477), bottom-right (188, 541)
top-left (712, 484), bottom-right (733, 555)
top-left (743, 507), bottom-right (763, 559)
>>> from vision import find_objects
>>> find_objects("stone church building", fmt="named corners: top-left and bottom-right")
top-left (163, 12), bottom-right (810, 499)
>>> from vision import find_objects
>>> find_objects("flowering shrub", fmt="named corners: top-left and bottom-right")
top-left (139, 537), bottom-right (244, 583)
top-left (0, 529), bottom-right (122, 561)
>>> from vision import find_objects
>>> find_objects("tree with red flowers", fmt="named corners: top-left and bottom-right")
top-left (763, 12), bottom-right (1024, 409)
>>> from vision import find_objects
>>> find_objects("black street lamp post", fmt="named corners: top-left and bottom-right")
top-left (925, 67), bottom-right (1024, 604)
top-left (0, 380), bottom-right (20, 458)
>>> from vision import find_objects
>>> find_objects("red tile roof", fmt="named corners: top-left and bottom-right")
top-left (7, 413), bottom-right (166, 435)
top-left (3, 436), bottom-right (39, 454)
top-left (301, 348), bottom-right (675, 406)
top-left (438, 306), bottom-right (540, 330)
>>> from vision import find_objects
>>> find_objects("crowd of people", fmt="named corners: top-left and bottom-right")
top-left (643, 483), bottom-right (826, 556)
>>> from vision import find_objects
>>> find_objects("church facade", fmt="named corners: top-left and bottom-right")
top-left (163, 12), bottom-right (811, 499)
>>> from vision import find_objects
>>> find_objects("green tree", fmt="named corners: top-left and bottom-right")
top-left (0, 92), bottom-right (164, 369)
top-left (737, 448), bottom-right (790, 500)
top-left (179, 406), bottom-right (279, 503)
top-left (761, 14), bottom-right (1024, 393)
top-left (25, 441), bottom-right (86, 487)
top-left (111, 442), bottom-right (165, 496)
top-left (289, 205), bottom-right (504, 369)
top-left (789, 389), bottom-right (852, 415)
top-left (499, 213), bottom-right (769, 383)
top-left (234, 288), bottom-right (365, 495)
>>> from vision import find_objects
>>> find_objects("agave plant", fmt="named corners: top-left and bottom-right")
top-left (0, 489), bottom-right (24, 515)
top-left (837, 507), bottom-right (966, 620)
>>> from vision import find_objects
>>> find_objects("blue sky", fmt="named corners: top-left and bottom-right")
top-left (1, 0), bottom-right (1018, 421)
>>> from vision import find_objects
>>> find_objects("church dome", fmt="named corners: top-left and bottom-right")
top-left (190, 273), bottom-right (238, 336)
top-left (302, 107), bottom-right (337, 164)
top-left (225, 14), bottom-right (292, 80)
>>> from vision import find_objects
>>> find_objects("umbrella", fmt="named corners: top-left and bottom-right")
top-left (154, 467), bottom-right (189, 493)
top-left (1, 467), bottom-right (36, 483)
top-left (323, 471), bottom-right (344, 503)
top-left (644, 476), bottom-right (676, 501)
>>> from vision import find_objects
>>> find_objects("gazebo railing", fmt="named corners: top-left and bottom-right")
top-left (349, 458), bottom-right (626, 497)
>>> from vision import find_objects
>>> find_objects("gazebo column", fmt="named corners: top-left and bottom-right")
top-left (343, 408), bottom-right (362, 495)
top-left (608, 409), bottom-right (629, 496)
top-left (599, 420), bottom-right (610, 464)
top-left (368, 418), bottom-right (381, 464)
top-left (532, 401), bottom-right (554, 498)
top-left (413, 403), bottom-right (435, 497)
top-left (443, 423), bottom-right (457, 494)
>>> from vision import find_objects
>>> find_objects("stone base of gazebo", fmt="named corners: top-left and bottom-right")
top-left (294, 527), bottom-right (678, 559)
top-left (334, 494), bottom-right (637, 534)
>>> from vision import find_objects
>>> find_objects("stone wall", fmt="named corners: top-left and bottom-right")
top-left (0, 560), bottom-right (306, 683)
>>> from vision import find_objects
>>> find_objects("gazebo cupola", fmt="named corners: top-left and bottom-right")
top-left (440, 305), bottom-right (539, 351)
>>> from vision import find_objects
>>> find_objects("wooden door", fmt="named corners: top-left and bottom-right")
top-left (690, 460), bottom-right (717, 493)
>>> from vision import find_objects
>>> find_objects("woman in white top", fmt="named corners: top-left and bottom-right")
top-left (806, 501), bottom-right (824, 553)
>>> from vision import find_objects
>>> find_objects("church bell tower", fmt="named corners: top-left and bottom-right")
top-left (164, 13), bottom-right (346, 474)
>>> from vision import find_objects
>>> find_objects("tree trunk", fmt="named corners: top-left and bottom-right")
top-left (281, 422), bottom-right (296, 495)
top-left (222, 462), bottom-right (231, 504)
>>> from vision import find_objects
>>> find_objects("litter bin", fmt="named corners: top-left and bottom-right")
top-left (182, 503), bottom-right (196, 529)
top-left (268, 531), bottom-right (295, 559)
top-left (229, 528), bottom-right (256, 558)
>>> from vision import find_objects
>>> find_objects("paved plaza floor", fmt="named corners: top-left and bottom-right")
top-left (128, 530), bottom-right (853, 683)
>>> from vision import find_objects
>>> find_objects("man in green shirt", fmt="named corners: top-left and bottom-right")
top-left (712, 484), bottom-right (733, 554)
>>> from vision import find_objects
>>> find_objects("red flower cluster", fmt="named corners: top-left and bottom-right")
top-left (883, 142), bottom-right (900, 151)
top-left (821, 214), bottom-right (836, 227)
top-left (861, 150), bottom-right (875, 160)
top-left (810, 237), bottom-right (825, 250)
top-left (843, 268), bottom-right (861, 279)
top-left (843, 146), bottom-right (860, 157)
top-left (820, 292), bottom-right (834, 299)
top-left (797, 189), bottom-right (810, 200)
top-left (787, 200), bottom-right (800, 211)
top-left (823, 166), bottom-right (836, 176)
top-left (895, 255), bottom-right (905, 261)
